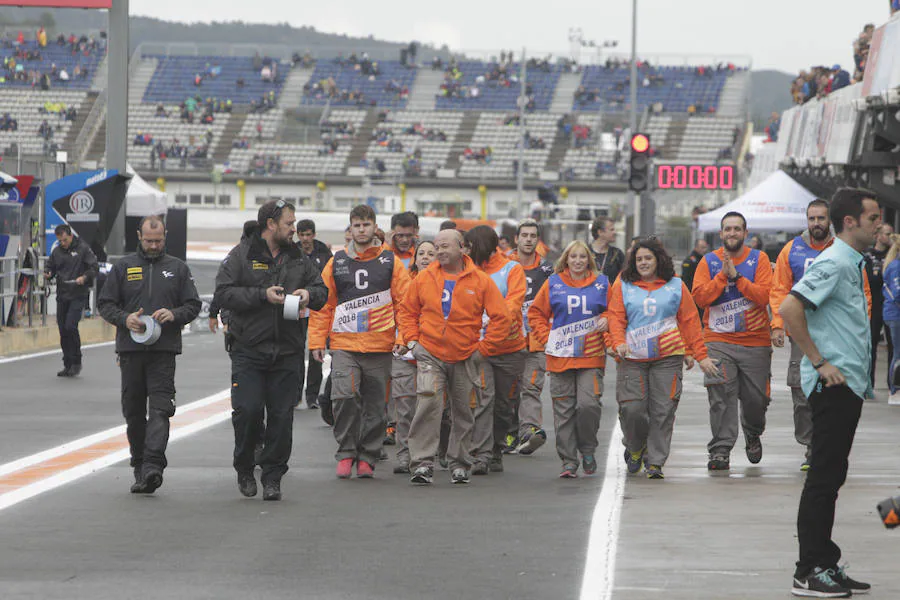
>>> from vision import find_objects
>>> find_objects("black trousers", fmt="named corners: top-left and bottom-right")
top-left (795, 382), bottom-right (863, 577)
top-left (870, 309), bottom-right (894, 388)
top-left (297, 352), bottom-right (324, 406)
top-left (57, 297), bottom-right (85, 367)
top-left (119, 352), bottom-right (177, 475)
top-left (230, 348), bottom-right (300, 484)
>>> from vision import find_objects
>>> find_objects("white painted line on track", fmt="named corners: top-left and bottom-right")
top-left (0, 398), bottom-right (232, 513)
top-left (579, 421), bottom-right (626, 600)
top-left (0, 390), bottom-right (230, 479)
top-left (0, 341), bottom-right (116, 364)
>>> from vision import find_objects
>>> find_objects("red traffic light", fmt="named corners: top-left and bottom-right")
top-left (631, 134), bottom-right (650, 153)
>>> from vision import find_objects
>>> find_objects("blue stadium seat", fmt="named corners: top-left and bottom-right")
top-left (142, 55), bottom-right (285, 105)
top-left (302, 60), bottom-right (416, 109)
top-left (0, 40), bottom-right (102, 90)
top-left (434, 61), bottom-right (561, 111)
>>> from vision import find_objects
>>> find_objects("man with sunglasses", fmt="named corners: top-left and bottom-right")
top-left (214, 200), bottom-right (328, 501)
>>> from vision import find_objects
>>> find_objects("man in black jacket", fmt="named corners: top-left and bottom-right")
top-left (296, 218), bottom-right (333, 410)
top-left (214, 201), bottom-right (327, 501)
top-left (98, 215), bottom-right (201, 494)
top-left (45, 224), bottom-right (98, 377)
top-left (681, 238), bottom-right (709, 291)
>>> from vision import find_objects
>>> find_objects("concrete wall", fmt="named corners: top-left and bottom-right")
top-left (0, 318), bottom-right (116, 357)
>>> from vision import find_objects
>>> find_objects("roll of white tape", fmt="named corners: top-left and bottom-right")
top-left (130, 315), bottom-right (162, 345)
top-left (283, 294), bottom-right (301, 320)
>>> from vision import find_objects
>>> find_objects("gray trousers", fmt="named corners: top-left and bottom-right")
top-left (331, 350), bottom-right (393, 466)
top-left (789, 337), bottom-right (812, 450)
top-left (391, 357), bottom-right (417, 465)
top-left (517, 352), bottom-right (547, 438)
top-left (408, 346), bottom-right (482, 471)
top-left (472, 349), bottom-right (526, 464)
top-left (616, 355), bottom-right (683, 467)
top-left (549, 367), bottom-right (604, 465)
top-left (704, 341), bottom-right (772, 457)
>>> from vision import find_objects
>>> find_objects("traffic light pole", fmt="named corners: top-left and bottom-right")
top-left (629, 0), bottom-right (640, 237)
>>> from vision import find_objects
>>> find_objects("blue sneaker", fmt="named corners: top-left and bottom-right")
top-left (582, 455), bottom-right (597, 475)
top-left (624, 448), bottom-right (644, 474)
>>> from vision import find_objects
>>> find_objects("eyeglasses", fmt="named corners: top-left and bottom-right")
top-left (267, 199), bottom-right (287, 223)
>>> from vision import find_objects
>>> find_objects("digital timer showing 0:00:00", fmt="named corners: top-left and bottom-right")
top-left (656, 165), bottom-right (735, 190)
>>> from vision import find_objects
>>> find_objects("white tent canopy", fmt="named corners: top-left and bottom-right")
top-left (697, 170), bottom-right (816, 232)
top-left (124, 163), bottom-right (168, 217)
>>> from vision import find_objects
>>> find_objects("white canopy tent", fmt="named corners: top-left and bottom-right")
top-left (697, 170), bottom-right (816, 232)
top-left (124, 164), bottom-right (167, 217)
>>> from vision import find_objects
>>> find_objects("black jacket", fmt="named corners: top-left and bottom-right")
top-left (98, 247), bottom-right (201, 354)
top-left (305, 238), bottom-right (333, 273)
top-left (214, 232), bottom-right (327, 357)
top-left (591, 245), bottom-right (626, 281)
top-left (681, 250), bottom-right (704, 291)
top-left (47, 236), bottom-right (98, 301)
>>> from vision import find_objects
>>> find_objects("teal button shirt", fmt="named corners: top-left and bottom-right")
top-left (790, 237), bottom-right (872, 400)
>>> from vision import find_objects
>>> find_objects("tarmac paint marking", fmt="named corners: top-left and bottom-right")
top-left (0, 389), bottom-right (231, 512)
top-left (579, 421), bottom-right (626, 600)
top-left (0, 341), bottom-right (116, 365)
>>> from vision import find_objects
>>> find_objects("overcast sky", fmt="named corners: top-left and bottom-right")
top-left (129, 0), bottom-right (889, 74)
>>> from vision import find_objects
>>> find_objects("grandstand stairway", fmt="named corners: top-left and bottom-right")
top-left (92, 55), bottom-right (109, 93)
top-left (128, 58), bottom-right (159, 105)
top-left (550, 72), bottom-right (581, 113)
top-left (406, 68), bottom-right (443, 111)
top-left (716, 70), bottom-right (749, 118)
top-left (346, 110), bottom-right (381, 170)
top-left (277, 107), bottom-right (325, 144)
top-left (213, 109), bottom-right (248, 164)
top-left (444, 111), bottom-right (480, 172)
top-left (278, 66), bottom-right (316, 111)
top-left (85, 120), bottom-right (105, 164)
top-left (545, 122), bottom-right (570, 174)
top-left (63, 91), bottom-right (98, 154)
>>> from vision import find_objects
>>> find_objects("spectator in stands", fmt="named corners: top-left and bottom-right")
top-left (831, 64), bottom-right (851, 91)
top-left (748, 235), bottom-right (764, 251)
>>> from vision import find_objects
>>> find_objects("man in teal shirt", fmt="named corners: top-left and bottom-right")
top-left (781, 188), bottom-right (881, 598)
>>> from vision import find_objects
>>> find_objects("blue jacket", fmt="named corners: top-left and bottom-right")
top-left (882, 259), bottom-right (900, 322)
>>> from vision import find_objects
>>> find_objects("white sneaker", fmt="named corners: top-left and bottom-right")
top-left (888, 392), bottom-right (900, 406)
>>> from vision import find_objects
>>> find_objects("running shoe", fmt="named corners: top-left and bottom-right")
top-left (384, 425), bottom-right (397, 446)
top-left (791, 567), bottom-right (851, 598)
top-left (582, 455), bottom-right (597, 475)
top-left (707, 455), bottom-right (730, 471)
top-left (410, 466), bottom-right (433, 485)
top-left (559, 464), bottom-right (579, 478)
top-left (451, 468), bottom-right (470, 484)
top-left (624, 448), bottom-right (644, 474)
top-left (262, 480), bottom-right (281, 501)
top-left (472, 462), bottom-right (489, 476)
top-left (356, 461), bottom-right (374, 478)
top-left (237, 471), bottom-right (257, 497)
top-left (502, 433), bottom-right (519, 454)
top-left (646, 465), bottom-right (664, 479)
top-left (489, 453), bottom-right (504, 473)
top-left (746, 434), bottom-right (763, 464)
top-left (143, 471), bottom-right (163, 494)
top-left (516, 428), bottom-right (547, 455)
top-left (336, 458), bottom-right (354, 479)
top-left (393, 462), bottom-right (410, 474)
top-left (831, 564), bottom-right (870, 594)
top-left (801, 459), bottom-right (811, 472)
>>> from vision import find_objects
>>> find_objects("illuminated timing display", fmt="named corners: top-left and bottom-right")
top-left (656, 165), bottom-right (735, 190)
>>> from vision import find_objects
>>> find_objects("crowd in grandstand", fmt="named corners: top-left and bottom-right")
top-left (0, 29), bottom-right (100, 89)
top-left (791, 23), bottom-right (871, 104)
top-left (438, 57), bottom-right (538, 110)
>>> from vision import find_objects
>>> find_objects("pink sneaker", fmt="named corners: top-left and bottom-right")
top-left (356, 461), bottom-right (374, 478)
top-left (336, 458), bottom-right (354, 479)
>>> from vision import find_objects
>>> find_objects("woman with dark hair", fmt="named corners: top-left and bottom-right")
top-left (527, 240), bottom-right (609, 478)
top-left (748, 234), bottom-right (763, 251)
top-left (607, 240), bottom-right (719, 479)
top-left (463, 225), bottom-right (528, 473)
top-left (408, 240), bottom-right (436, 278)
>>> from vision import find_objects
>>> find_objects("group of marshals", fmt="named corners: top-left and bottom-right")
top-left (92, 189), bottom-right (880, 515)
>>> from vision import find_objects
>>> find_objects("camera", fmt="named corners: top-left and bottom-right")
top-left (876, 495), bottom-right (900, 529)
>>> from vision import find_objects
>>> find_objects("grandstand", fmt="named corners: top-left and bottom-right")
top-left (0, 39), bottom-right (750, 186)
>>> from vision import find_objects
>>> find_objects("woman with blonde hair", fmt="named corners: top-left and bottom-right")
top-left (527, 240), bottom-right (610, 478)
top-left (881, 233), bottom-right (900, 405)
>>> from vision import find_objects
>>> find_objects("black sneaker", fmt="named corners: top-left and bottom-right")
top-left (624, 448), bottom-right (645, 474)
top-left (746, 434), bottom-right (763, 464)
top-left (791, 567), bottom-right (851, 598)
top-left (142, 471), bottom-right (163, 494)
top-left (57, 367), bottom-right (72, 377)
top-left (489, 454), bottom-right (504, 473)
top-left (237, 472), bottom-right (257, 497)
top-left (831, 565), bottom-right (870, 594)
top-left (69, 364), bottom-right (82, 377)
top-left (410, 466), bottom-right (433, 485)
top-left (262, 480), bottom-right (281, 501)
top-left (306, 397), bottom-right (319, 409)
top-left (471, 462), bottom-right (489, 476)
top-left (130, 467), bottom-right (147, 494)
top-left (707, 455), bottom-right (730, 471)
top-left (451, 468), bottom-right (470, 484)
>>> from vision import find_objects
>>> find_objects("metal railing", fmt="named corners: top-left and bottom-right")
top-left (0, 252), bottom-right (48, 330)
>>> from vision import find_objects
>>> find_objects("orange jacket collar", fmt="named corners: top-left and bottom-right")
top-left (559, 269), bottom-right (597, 287)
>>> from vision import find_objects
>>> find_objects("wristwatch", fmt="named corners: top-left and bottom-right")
top-left (728, 272), bottom-right (743, 282)
top-left (812, 358), bottom-right (827, 369)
